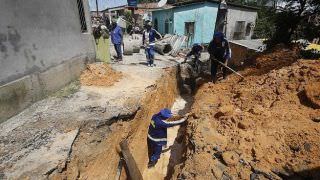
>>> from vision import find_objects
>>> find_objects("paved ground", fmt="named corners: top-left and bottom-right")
top-left (0, 42), bottom-right (183, 179)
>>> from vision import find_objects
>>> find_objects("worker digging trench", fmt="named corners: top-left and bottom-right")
top-left (2, 0), bottom-right (320, 179)
top-left (1, 29), bottom-right (320, 179)
top-left (1, 27), bottom-right (319, 179)
top-left (114, 48), bottom-right (320, 180)
top-left (1, 23), bottom-right (319, 180)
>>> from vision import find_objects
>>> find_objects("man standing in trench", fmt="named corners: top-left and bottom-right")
top-left (142, 21), bottom-right (162, 67)
top-left (208, 32), bottom-right (231, 83)
top-left (147, 108), bottom-right (190, 168)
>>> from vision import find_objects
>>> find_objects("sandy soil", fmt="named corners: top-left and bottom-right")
top-left (80, 63), bottom-right (123, 86)
top-left (172, 47), bottom-right (320, 179)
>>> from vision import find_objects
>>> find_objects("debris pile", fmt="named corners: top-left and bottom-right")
top-left (172, 48), bottom-right (320, 179)
top-left (155, 34), bottom-right (188, 56)
top-left (80, 63), bottom-right (123, 86)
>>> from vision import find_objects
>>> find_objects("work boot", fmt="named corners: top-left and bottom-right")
top-left (147, 160), bottom-right (157, 168)
top-left (212, 76), bottom-right (217, 83)
top-left (223, 74), bottom-right (228, 80)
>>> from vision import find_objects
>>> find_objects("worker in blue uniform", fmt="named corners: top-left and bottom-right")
top-left (142, 21), bottom-right (162, 67)
top-left (184, 43), bottom-right (204, 63)
top-left (147, 108), bottom-right (190, 168)
top-left (208, 32), bottom-right (231, 82)
top-left (111, 21), bottom-right (123, 61)
top-left (184, 43), bottom-right (204, 72)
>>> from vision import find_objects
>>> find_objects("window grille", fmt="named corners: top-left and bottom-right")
top-left (77, 0), bottom-right (88, 32)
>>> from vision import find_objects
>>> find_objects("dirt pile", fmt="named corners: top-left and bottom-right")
top-left (172, 48), bottom-right (320, 179)
top-left (243, 45), bottom-right (299, 76)
top-left (304, 82), bottom-right (320, 109)
top-left (80, 63), bottom-right (122, 86)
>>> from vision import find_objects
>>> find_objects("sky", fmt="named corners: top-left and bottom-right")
top-left (88, 0), bottom-right (128, 11)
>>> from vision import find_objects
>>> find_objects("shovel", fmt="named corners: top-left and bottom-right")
top-left (212, 58), bottom-right (244, 79)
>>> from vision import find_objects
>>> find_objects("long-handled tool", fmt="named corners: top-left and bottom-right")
top-left (212, 58), bottom-right (244, 79)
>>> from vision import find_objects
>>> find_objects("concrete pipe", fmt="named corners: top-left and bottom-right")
top-left (133, 45), bottom-right (140, 53)
top-left (154, 43), bottom-right (172, 55)
top-left (123, 43), bottom-right (133, 55)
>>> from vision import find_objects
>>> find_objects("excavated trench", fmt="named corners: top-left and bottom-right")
top-left (49, 49), bottom-right (320, 180)
top-left (49, 63), bottom-right (199, 180)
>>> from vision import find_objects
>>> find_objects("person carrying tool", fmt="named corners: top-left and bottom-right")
top-left (208, 32), bottom-right (231, 83)
top-left (147, 108), bottom-right (190, 168)
top-left (111, 21), bottom-right (123, 61)
top-left (142, 21), bottom-right (162, 67)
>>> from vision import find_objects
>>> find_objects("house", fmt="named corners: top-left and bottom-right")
top-left (0, 0), bottom-right (95, 122)
top-left (151, 0), bottom-right (258, 45)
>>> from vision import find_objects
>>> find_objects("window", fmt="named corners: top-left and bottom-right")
top-left (245, 23), bottom-right (252, 36)
top-left (77, 0), bottom-right (88, 32)
top-left (233, 21), bottom-right (245, 40)
top-left (235, 21), bottom-right (245, 33)
top-left (154, 18), bottom-right (158, 31)
top-left (165, 19), bottom-right (169, 34)
top-left (185, 22), bottom-right (195, 36)
top-left (185, 22), bottom-right (195, 46)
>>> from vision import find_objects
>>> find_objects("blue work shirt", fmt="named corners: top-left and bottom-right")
top-left (208, 38), bottom-right (231, 60)
top-left (111, 25), bottom-right (123, 45)
top-left (148, 113), bottom-right (187, 145)
top-left (142, 28), bottom-right (162, 46)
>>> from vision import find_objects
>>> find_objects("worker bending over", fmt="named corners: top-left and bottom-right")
top-left (142, 21), bottom-right (162, 67)
top-left (147, 108), bottom-right (189, 168)
top-left (184, 43), bottom-right (204, 63)
top-left (208, 32), bottom-right (231, 83)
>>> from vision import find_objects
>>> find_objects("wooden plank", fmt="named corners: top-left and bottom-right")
top-left (119, 140), bottom-right (143, 180)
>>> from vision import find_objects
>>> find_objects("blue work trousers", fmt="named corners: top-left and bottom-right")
top-left (147, 138), bottom-right (163, 163)
top-left (145, 45), bottom-right (155, 65)
top-left (114, 44), bottom-right (122, 59)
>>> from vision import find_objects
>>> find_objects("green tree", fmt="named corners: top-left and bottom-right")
top-left (270, 0), bottom-right (320, 44)
top-left (253, 7), bottom-right (276, 39)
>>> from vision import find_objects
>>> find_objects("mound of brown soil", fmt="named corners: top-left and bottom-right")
top-left (305, 82), bottom-right (320, 109)
top-left (173, 49), bottom-right (320, 179)
top-left (80, 63), bottom-right (123, 86)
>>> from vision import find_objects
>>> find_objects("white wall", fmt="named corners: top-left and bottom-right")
top-left (226, 6), bottom-right (258, 40)
top-left (0, 0), bottom-right (95, 85)
top-left (0, 0), bottom-right (96, 122)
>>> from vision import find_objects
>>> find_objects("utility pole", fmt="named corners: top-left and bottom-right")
top-left (96, 0), bottom-right (99, 17)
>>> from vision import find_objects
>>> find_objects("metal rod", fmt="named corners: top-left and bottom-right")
top-left (96, 0), bottom-right (99, 16)
top-left (212, 59), bottom-right (244, 79)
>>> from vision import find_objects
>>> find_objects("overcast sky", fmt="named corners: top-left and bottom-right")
top-left (88, 0), bottom-right (128, 11)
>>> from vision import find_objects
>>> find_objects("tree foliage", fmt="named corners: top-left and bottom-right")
top-left (252, 7), bottom-right (276, 39)
top-left (269, 0), bottom-right (320, 45)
